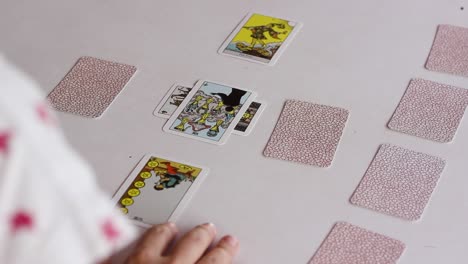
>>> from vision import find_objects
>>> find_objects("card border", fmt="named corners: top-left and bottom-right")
top-left (162, 80), bottom-right (257, 145)
top-left (218, 12), bottom-right (303, 66)
top-left (112, 154), bottom-right (209, 229)
top-left (153, 83), bottom-right (193, 118)
top-left (232, 100), bottom-right (266, 136)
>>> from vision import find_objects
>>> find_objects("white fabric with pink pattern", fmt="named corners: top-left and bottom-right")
top-left (0, 55), bottom-right (136, 264)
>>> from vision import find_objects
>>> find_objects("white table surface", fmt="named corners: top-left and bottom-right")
top-left (2, 0), bottom-right (468, 263)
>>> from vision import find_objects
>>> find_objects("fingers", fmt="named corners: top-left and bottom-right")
top-left (139, 223), bottom-right (178, 255)
top-left (197, 235), bottom-right (239, 264)
top-left (126, 223), bottom-right (178, 264)
top-left (169, 223), bottom-right (217, 263)
top-left (125, 222), bottom-right (238, 264)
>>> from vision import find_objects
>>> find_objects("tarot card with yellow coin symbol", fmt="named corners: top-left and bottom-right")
top-left (219, 13), bottom-right (303, 65)
top-left (112, 154), bottom-right (209, 228)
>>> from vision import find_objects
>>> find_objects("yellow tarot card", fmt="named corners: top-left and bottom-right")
top-left (219, 13), bottom-right (302, 65)
top-left (112, 154), bottom-right (209, 228)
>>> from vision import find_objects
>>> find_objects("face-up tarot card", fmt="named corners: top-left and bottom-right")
top-left (153, 84), bottom-right (193, 118)
top-left (113, 155), bottom-right (208, 228)
top-left (163, 80), bottom-right (256, 145)
top-left (219, 13), bottom-right (302, 65)
top-left (154, 84), bottom-right (265, 136)
top-left (232, 101), bottom-right (266, 136)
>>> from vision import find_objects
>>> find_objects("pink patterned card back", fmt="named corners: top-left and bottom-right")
top-left (47, 56), bottom-right (137, 118)
top-left (309, 222), bottom-right (405, 264)
top-left (263, 100), bottom-right (349, 167)
top-left (388, 78), bottom-right (468, 143)
top-left (350, 144), bottom-right (446, 221)
top-left (426, 24), bottom-right (468, 77)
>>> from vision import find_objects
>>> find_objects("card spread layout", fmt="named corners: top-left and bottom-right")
top-left (263, 100), bottom-right (349, 167)
top-left (350, 144), bottom-right (446, 221)
top-left (43, 15), bottom-right (468, 262)
top-left (388, 78), bottom-right (468, 143)
top-left (309, 222), bottom-right (405, 264)
top-left (48, 56), bottom-right (137, 118)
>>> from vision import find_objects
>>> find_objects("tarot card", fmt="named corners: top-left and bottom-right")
top-left (154, 84), bottom-right (193, 118)
top-left (309, 222), bottom-right (405, 264)
top-left (233, 101), bottom-right (266, 136)
top-left (48, 56), bottom-right (137, 118)
top-left (350, 144), bottom-right (445, 221)
top-left (163, 80), bottom-right (256, 145)
top-left (426, 25), bottom-right (468, 77)
top-left (388, 78), bottom-right (468, 143)
top-left (219, 13), bottom-right (303, 65)
top-left (154, 85), bottom-right (264, 136)
top-left (263, 100), bottom-right (349, 167)
top-left (113, 155), bottom-right (209, 228)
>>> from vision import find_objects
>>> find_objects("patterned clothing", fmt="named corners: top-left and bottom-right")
top-left (0, 55), bottom-right (136, 264)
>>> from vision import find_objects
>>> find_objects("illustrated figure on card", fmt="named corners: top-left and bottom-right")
top-left (179, 90), bottom-right (243, 137)
top-left (153, 161), bottom-right (197, 191)
top-left (167, 81), bottom-right (253, 142)
top-left (224, 14), bottom-right (296, 61)
top-left (113, 155), bottom-right (210, 227)
top-left (154, 85), bottom-right (192, 117)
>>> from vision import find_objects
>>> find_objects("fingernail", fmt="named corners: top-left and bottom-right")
top-left (166, 222), bottom-right (177, 230)
top-left (201, 222), bottom-right (215, 228)
top-left (222, 235), bottom-right (239, 247)
top-left (200, 222), bottom-right (216, 234)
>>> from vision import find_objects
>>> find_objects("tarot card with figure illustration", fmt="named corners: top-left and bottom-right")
top-left (154, 84), bottom-right (193, 118)
top-left (113, 154), bottom-right (208, 228)
top-left (163, 80), bottom-right (256, 145)
top-left (219, 13), bottom-right (302, 65)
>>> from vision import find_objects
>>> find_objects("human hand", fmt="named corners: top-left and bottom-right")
top-left (126, 222), bottom-right (239, 264)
